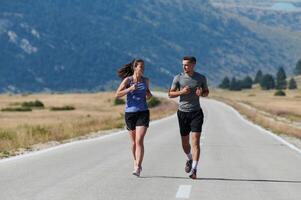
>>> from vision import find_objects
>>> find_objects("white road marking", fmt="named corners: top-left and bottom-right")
top-left (176, 185), bottom-right (192, 199)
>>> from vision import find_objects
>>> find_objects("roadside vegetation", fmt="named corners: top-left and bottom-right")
top-left (215, 59), bottom-right (301, 139)
top-left (1, 100), bottom-right (45, 112)
top-left (211, 88), bottom-right (301, 138)
top-left (0, 92), bottom-right (177, 158)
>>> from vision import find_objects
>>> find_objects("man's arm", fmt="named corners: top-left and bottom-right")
top-left (201, 88), bottom-right (209, 97)
top-left (168, 86), bottom-right (191, 98)
top-left (201, 76), bottom-right (209, 97)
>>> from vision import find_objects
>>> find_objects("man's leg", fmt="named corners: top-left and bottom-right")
top-left (191, 132), bottom-right (201, 161)
top-left (190, 132), bottom-right (201, 179)
top-left (178, 110), bottom-right (193, 173)
top-left (181, 135), bottom-right (193, 173)
top-left (181, 135), bottom-right (191, 155)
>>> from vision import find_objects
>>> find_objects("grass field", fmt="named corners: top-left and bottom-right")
top-left (210, 86), bottom-right (301, 138)
top-left (0, 92), bottom-right (178, 158)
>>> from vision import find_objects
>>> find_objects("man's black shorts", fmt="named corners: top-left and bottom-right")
top-left (125, 110), bottom-right (150, 131)
top-left (177, 109), bottom-right (204, 136)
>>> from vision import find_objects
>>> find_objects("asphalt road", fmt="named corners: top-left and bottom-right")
top-left (1, 97), bottom-right (301, 200)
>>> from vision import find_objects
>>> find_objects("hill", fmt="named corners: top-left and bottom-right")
top-left (1, 0), bottom-right (301, 92)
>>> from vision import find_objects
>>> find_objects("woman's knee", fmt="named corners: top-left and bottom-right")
top-left (131, 141), bottom-right (136, 147)
top-left (136, 139), bottom-right (144, 147)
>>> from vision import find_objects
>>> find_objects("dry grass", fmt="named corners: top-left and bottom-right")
top-left (211, 87), bottom-right (301, 138)
top-left (0, 92), bottom-right (177, 157)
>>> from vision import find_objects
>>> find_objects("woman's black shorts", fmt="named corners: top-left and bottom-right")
top-left (177, 109), bottom-right (204, 136)
top-left (125, 110), bottom-right (150, 131)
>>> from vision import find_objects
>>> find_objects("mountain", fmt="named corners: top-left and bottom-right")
top-left (1, 0), bottom-right (301, 92)
top-left (210, 0), bottom-right (301, 32)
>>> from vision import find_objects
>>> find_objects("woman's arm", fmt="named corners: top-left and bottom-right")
top-left (145, 78), bottom-right (152, 100)
top-left (115, 78), bottom-right (136, 98)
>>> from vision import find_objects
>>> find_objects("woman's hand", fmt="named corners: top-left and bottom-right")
top-left (146, 89), bottom-right (152, 100)
top-left (128, 83), bottom-right (137, 92)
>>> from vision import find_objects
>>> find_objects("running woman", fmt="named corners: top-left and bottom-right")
top-left (116, 59), bottom-right (152, 177)
top-left (168, 56), bottom-right (209, 179)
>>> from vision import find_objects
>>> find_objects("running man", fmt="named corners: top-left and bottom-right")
top-left (168, 56), bottom-right (209, 179)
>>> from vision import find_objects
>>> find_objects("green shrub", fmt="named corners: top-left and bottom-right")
top-left (50, 105), bottom-right (75, 111)
top-left (0, 151), bottom-right (10, 158)
top-left (147, 96), bottom-right (161, 108)
top-left (114, 98), bottom-right (125, 105)
top-left (1, 107), bottom-right (32, 112)
top-left (274, 90), bottom-right (286, 96)
top-left (21, 100), bottom-right (44, 108)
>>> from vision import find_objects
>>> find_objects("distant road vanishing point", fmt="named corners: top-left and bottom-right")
top-left (0, 95), bottom-right (301, 200)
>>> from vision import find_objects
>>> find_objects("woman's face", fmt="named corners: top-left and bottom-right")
top-left (134, 62), bottom-right (144, 76)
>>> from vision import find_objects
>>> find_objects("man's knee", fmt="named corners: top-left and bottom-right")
top-left (192, 142), bottom-right (200, 150)
top-left (191, 133), bottom-right (201, 147)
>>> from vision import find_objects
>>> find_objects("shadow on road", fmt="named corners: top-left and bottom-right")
top-left (141, 176), bottom-right (188, 180)
top-left (141, 176), bottom-right (301, 183)
top-left (198, 177), bottom-right (301, 184)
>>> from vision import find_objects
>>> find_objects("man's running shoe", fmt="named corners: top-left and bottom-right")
top-left (132, 167), bottom-right (142, 177)
top-left (189, 169), bottom-right (197, 179)
top-left (185, 160), bottom-right (192, 173)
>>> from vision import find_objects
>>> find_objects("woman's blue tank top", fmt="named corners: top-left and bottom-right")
top-left (125, 76), bottom-right (148, 113)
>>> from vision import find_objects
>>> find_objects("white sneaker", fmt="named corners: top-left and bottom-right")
top-left (132, 166), bottom-right (142, 177)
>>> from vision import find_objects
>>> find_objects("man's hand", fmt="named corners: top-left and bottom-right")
top-left (180, 86), bottom-right (191, 95)
top-left (195, 87), bottom-right (202, 96)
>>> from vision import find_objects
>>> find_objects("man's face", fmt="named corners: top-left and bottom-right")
top-left (182, 60), bottom-right (195, 74)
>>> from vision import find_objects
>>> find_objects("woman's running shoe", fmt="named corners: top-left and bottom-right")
top-left (132, 166), bottom-right (142, 177)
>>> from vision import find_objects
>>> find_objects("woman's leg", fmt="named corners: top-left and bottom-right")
top-left (128, 130), bottom-right (137, 167)
top-left (135, 126), bottom-right (147, 169)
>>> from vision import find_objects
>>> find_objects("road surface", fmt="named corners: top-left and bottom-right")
top-left (0, 98), bottom-right (301, 200)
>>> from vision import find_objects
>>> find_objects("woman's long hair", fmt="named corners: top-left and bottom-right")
top-left (117, 59), bottom-right (144, 79)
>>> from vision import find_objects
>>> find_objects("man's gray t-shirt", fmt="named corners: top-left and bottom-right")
top-left (170, 72), bottom-right (208, 112)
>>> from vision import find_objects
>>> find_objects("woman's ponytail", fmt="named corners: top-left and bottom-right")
top-left (117, 59), bottom-right (144, 79)
top-left (117, 59), bottom-right (135, 79)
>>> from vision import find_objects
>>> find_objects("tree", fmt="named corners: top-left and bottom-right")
top-left (294, 59), bottom-right (301, 75)
top-left (254, 70), bottom-right (263, 84)
top-left (219, 76), bottom-right (230, 89)
top-left (241, 76), bottom-right (253, 89)
top-left (276, 67), bottom-right (287, 89)
top-left (288, 78), bottom-right (297, 89)
top-left (229, 77), bottom-right (242, 91)
top-left (260, 74), bottom-right (275, 90)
